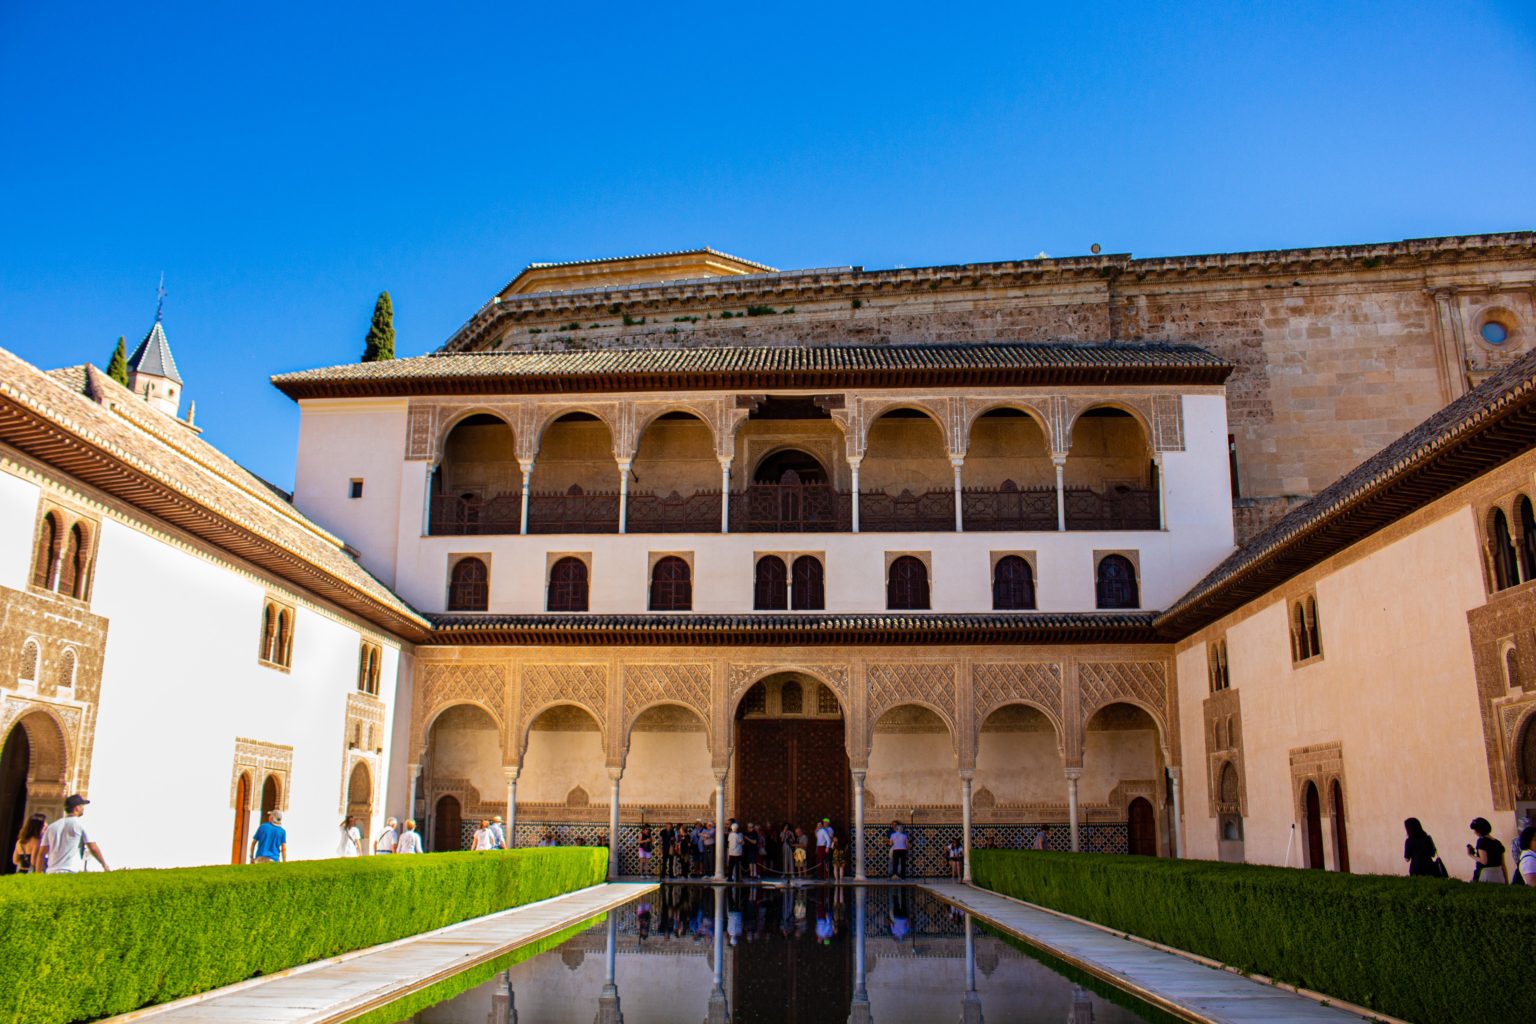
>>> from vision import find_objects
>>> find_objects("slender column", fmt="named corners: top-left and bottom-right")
top-left (491, 971), bottom-right (516, 1024)
top-left (407, 762), bottom-right (421, 821)
top-left (518, 462), bottom-right (534, 535)
top-left (504, 768), bottom-right (519, 848)
top-left (951, 456), bottom-right (965, 532)
top-left (1066, 767), bottom-right (1082, 853)
top-left (718, 458), bottom-right (732, 533)
top-left (960, 769), bottom-right (975, 883)
top-left (961, 913), bottom-right (984, 1023)
top-left (1154, 452), bottom-right (1168, 530)
top-left (849, 887), bottom-right (871, 1024)
top-left (849, 457), bottom-right (862, 533)
top-left (713, 773), bottom-right (727, 881)
top-left (1168, 766), bottom-right (1185, 859)
top-left (706, 886), bottom-right (729, 1023)
top-left (852, 769), bottom-right (868, 881)
top-left (608, 768), bottom-right (622, 879)
top-left (421, 463), bottom-right (435, 536)
top-left (1053, 456), bottom-right (1067, 531)
top-left (595, 914), bottom-right (622, 1024)
top-left (616, 459), bottom-right (632, 534)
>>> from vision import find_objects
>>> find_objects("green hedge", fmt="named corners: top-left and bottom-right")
top-left (0, 847), bottom-right (607, 1024)
top-left (971, 850), bottom-right (1536, 1023)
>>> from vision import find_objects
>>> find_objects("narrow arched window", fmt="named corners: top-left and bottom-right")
top-left (1507, 647), bottom-right (1521, 691)
top-left (1095, 555), bottom-right (1138, 609)
top-left (1293, 603), bottom-right (1309, 660)
top-left (649, 556), bottom-right (692, 611)
top-left (33, 513), bottom-right (60, 589)
top-left (275, 610), bottom-right (292, 667)
top-left (260, 603), bottom-right (277, 662)
top-left (19, 639), bottom-right (39, 683)
top-left (780, 679), bottom-right (803, 714)
top-left (547, 557), bottom-right (589, 612)
top-left (1519, 496), bottom-right (1536, 583)
top-left (992, 555), bottom-right (1035, 610)
top-left (1492, 509), bottom-right (1518, 591)
top-left (57, 648), bottom-right (77, 691)
top-left (369, 648), bottom-right (381, 694)
top-left (754, 556), bottom-right (788, 610)
top-left (887, 556), bottom-right (930, 610)
top-left (449, 557), bottom-right (489, 611)
top-left (58, 523), bottom-right (88, 598)
top-left (791, 556), bottom-right (825, 610)
top-left (1305, 597), bottom-right (1322, 657)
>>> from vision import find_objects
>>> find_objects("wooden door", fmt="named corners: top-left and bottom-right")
top-left (434, 795), bottom-right (462, 852)
top-left (735, 719), bottom-right (849, 830)
top-left (0, 726), bottom-right (30, 874)
top-left (1127, 797), bottom-right (1156, 856)
top-left (231, 772), bottom-right (251, 864)
top-left (1304, 783), bottom-right (1325, 869)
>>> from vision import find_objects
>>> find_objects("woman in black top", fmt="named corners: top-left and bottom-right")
top-left (1403, 817), bottom-right (1439, 877)
top-left (1467, 817), bottom-right (1508, 883)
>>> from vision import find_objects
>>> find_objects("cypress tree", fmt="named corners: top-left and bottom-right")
top-left (106, 337), bottom-right (129, 386)
top-left (361, 291), bottom-right (395, 362)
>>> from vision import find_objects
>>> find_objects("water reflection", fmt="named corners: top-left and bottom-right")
top-left (408, 886), bottom-right (1149, 1024)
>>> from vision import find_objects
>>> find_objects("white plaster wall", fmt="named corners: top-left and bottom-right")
top-left (67, 516), bottom-right (401, 868)
top-left (867, 731), bottom-right (959, 806)
top-left (0, 468), bottom-right (42, 590)
top-left (624, 729), bottom-right (713, 807)
top-left (1079, 730), bottom-right (1157, 804)
top-left (428, 705), bottom-right (504, 802)
top-left (519, 729), bottom-right (607, 805)
top-left (974, 726), bottom-right (1067, 804)
top-left (1175, 506), bottom-right (1498, 874)
top-left (291, 399), bottom-right (408, 587)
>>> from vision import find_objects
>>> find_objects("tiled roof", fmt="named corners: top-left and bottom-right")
top-left (521, 247), bottom-right (777, 274)
top-left (1158, 347), bottom-right (1536, 636)
top-left (272, 341), bottom-right (1231, 399)
top-left (127, 320), bottom-right (182, 383)
top-left (428, 611), bottom-right (1159, 646)
top-left (2, 348), bottom-right (428, 639)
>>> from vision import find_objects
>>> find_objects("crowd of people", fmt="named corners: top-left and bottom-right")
top-left (1403, 815), bottom-right (1536, 885)
top-left (636, 818), bottom-right (917, 882)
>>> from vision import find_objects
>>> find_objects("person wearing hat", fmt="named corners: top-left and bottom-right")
top-left (488, 815), bottom-right (506, 850)
top-left (250, 809), bottom-right (288, 863)
top-left (39, 794), bottom-right (109, 873)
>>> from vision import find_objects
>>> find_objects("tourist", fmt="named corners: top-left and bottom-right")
top-left (794, 826), bottom-right (810, 878)
top-left (659, 822), bottom-right (676, 878)
top-left (374, 817), bottom-right (400, 855)
top-left (39, 794), bottom-right (109, 873)
top-left (946, 838), bottom-right (963, 878)
top-left (250, 809), bottom-right (287, 863)
top-left (831, 833), bottom-right (846, 883)
top-left (638, 824), bottom-right (654, 875)
top-left (779, 823), bottom-right (795, 878)
top-left (889, 822), bottom-right (909, 880)
top-left (1512, 816), bottom-right (1534, 883)
top-left (726, 822), bottom-right (744, 881)
top-left (395, 819), bottom-right (423, 854)
top-left (1466, 817), bottom-right (1507, 883)
top-left (702, 820), bottom-right (717, 877)
top-left (1517, 825), bottom-right (1536, 887)
top-left (815, 818), bottom-right (832, 879)
top-left (1402, 818), bottom-right (1440, 877)
top-left (338, 816), bottom-right (363, 857)
top-left (11, 813), bottom-right (46, 874)
top-left (489, 815), bottom-right (507, 849)
top-left (471, 819), bottom-right (495, 851)
top-left (1032, 829), bottom-right (1048, 851)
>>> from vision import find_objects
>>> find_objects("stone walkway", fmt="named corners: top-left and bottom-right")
top-left (109, 882), bottom-right (656, 1024)
top-left (921, 882), bottom-right (1384, 1024)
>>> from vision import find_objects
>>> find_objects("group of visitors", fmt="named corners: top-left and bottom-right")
top-left (642, 818), bottom-right (915, 881)
top-left (1403, 815), bottom-right (1536, 885)
top-left (468, 815), bottom-right (509, 851)
top-left (9, 793), bottom-right (110, 874)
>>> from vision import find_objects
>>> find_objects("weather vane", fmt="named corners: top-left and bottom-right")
top-left (156, 272), bottom-right (166, 323)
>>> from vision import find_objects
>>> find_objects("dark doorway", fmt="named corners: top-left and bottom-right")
top-left (1330, 780), bottom-right (1350, 873)
top-left (1303, 782), bottom-right (1325, 869)
top-left (0, 726), bottom-right (31, 875)
top-left (734, 678), bottom-right (849, 833)
top-left (1127, 797), bottom-right (1156, 856)
top-left (434, 795), bottom-right (462, 852)
top-left (260, 775), bottom-right (279, 819)
top-left (231, 772), bottom-right (251, 865)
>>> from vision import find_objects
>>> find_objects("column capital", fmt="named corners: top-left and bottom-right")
top-left (845, 454), bottom-right (864, 469)
top-left (958, 768), bottom-right (975, 782)
top-left (517, 458), bottom-right (536, 475)
top-left (1051, 453), bottom-right (1068, 467)
top-left (1064, 767), bottom-right (1083, 781)
top-left (717, 455), bottom-right (733, 469)
top-left (1167, 765), bottom-right (1182, 781)
top-left (714, 771), bottom-right (728, 786)
top-left (949, 454), bottom-right (966, 469)
top-left (615, 457), bottom-right (633, 471)
top-left (850, 768), bottom-right (867, 783)
top-left (607, 766), bottom-right (624, 782)
top-left (504, 766), bottom-right (520, 783)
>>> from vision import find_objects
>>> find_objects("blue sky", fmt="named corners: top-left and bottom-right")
top-left (1, 3), bottom-right (1532, 488)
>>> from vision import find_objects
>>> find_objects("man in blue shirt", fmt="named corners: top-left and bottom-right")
top-left (250, 809), bottom-right (288, 863)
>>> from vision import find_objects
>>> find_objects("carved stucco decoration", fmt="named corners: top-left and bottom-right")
top-left (727, 663), bottom-right (851, 714)
top-left (1498, 697), bottom-right (1536, 801)
top-left (231, 737), bottom-right (294, 811)
top-left (521, 663), bottom-right (608, 751)
top-left (1152, 395), bottom-right (1186, 452)
top-left (0, 696), bottom-right (77, 806)
top-left (415, 661), bottom-right (508, 747)
top-left (867, 662), bottom-right (957, 746)
top-left (1288, 742), bottom-right (1346, 823)
top-left (623, 663), bottom-right (713, 746)
top-left (339, 692), bottom-right (387, 815)
top-left (1078, 661), bottom-right (1172, 755)
top-left (963, 397), bottom-right (1059, 453)
top-left (972, 662), bottom-right (1064, 738)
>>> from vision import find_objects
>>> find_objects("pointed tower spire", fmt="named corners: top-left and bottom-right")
top-left (127, 277), bottom-right (184, 417)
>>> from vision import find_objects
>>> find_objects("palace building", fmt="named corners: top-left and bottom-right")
top-left (3, 232), bottom-right (1535, 878)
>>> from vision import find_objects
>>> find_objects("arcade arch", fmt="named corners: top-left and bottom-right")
top-left (621, 703), bottom-right (712, 814)
top-left (733, 673), bottom-right (850, 834)
top-left (862, 408), bottom-right (952, 531)
top-left (629, 411), bottom-right (718, 531)
top-left (1081, 702), bottom-right (1164, 854)
top-left (529, 413), bottom-right (620, 533)
top-left (1065, 406), bottom-right (1158, 530)
top-left (518, 703), bottom-right (606, 810)
top-left (432, 413), bottom-right (520, 534)
top-left (963, 408), bottom-right (1055, 530)
top-left (346, 761), bottom-right (374, 835)
top-left (423, 703), bottom-right (505, 848)
top-left (974, 704), bottom-right (1063, 812)
top-left (0, 710), bottom-right (69, 867)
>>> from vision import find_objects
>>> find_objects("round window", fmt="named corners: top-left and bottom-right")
top-left (1481, 321), bottom-right (1510, 345)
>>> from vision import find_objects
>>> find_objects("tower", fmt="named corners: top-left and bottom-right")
top-left (126, 281), bottom-right (183, 418)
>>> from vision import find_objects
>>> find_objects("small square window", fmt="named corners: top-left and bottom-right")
top-left (349, 479), bottom-right (364, 499)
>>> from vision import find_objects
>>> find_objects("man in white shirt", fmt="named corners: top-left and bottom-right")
top-left (374, 817), bottom-right (400, 854)
top-left (40, 794), bottom-right (109, 873)
top-left (488, 815), bottom-right (507, 850)
top-left (889, 822), bottom-right (909, 879)
top-left (815, 819), bottom-right (832, 879)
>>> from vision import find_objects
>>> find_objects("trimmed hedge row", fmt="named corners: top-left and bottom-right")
top-left (0, 847), bottom-right (607, 1024)
top-left (970, 850), bottom-right (1536, 1023)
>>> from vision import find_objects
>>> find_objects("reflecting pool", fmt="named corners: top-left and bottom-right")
top-left (398, 886), bottom-right (1155, 1023)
